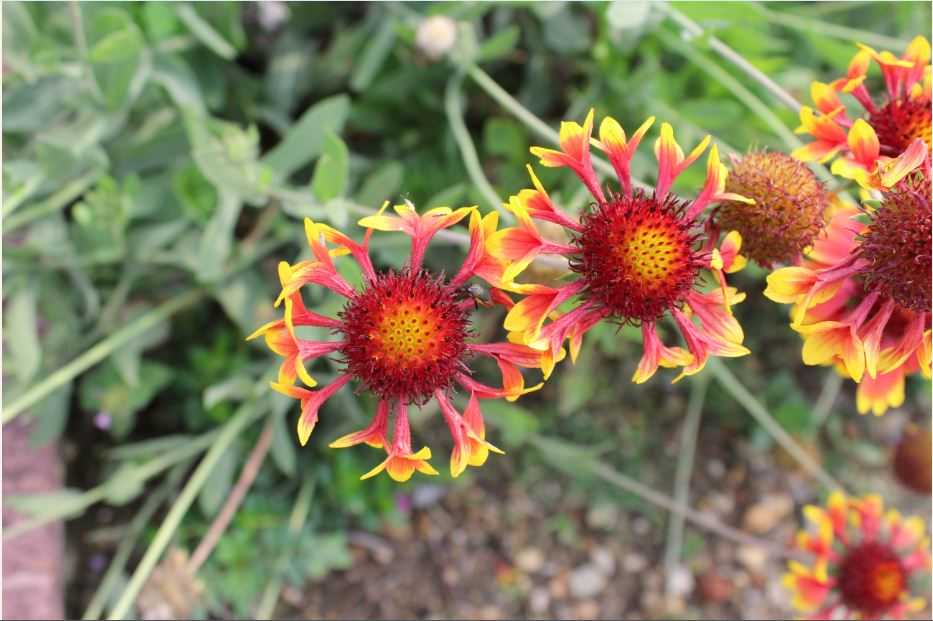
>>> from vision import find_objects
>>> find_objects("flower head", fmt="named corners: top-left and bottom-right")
top-left (764, 162), bottom-right (932, 415)
top-left (784, 492), bottom-right (931, 619)
top-left (250, 202), bottom-right (553, 481)
top-left (487, 110), bottom-right (752, 383)
top-left (794, 37), bottom-right (930, 189)
top-left (718, 151), bottom-right (830, 267)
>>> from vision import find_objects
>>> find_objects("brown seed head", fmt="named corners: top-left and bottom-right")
top-left (718, 151), bottom-right (829, 267)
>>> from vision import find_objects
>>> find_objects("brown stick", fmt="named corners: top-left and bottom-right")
top-left (188, 417), bottom-right (276, 573)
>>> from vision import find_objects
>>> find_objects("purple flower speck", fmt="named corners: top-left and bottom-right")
top-left (94, 412), bottom-right (112, 430)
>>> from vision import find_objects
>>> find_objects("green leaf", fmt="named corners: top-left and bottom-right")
top-left (482, 400), bottom-right (540, 447)
top-left (197, 191), bottom-right (242, 282)
top-left (2, 76), bottom-right (83, 133)
top-left (204, 376), bottom-right (254, 410)
top-left (424, 183), bottom-right (467, 209)
top-left (5, 488), bottom-right (91, 521)
top-left (477, 25), bottom-right (520, 61)
top-left (298, 531), bottom-right (352, 579)
top-left (261, 94), bottom-right (350, 179)
top-left (29, 382), bottom-right (73, 447)
top-left (87, 8), bottom-right (148, 110)
top-left (143, 2), bottom-right (181, 41)
top-left (6, 288), bottom-right (40, 385)
top-left (102, 464), bottom-right (147, 506)
top-left (184, 111), bottom-right (268, 204)
top-left (175, 3), bottom-right (237, 60)
top-left (172, 164), bottom-right (218, 223)
top-left (271, 411), bottom-right (297, 477)
top-left (311, 133), bottom-right (350, 203)
top-left (350, 20), bottom-right (397, 91)
top-left (79, 361), bottom-right (173, 440)
top-left (151, 55), bottom-right (205, 113)
top-left (198, 444), bottom-right (239, 517)
top-left (483, 117), bottom-right (527, 161)
top-left (356, 161), bottom-right (404, 207)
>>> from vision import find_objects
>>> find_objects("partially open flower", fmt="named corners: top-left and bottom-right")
top-left (485, 110), bottom-right (753, 383)
top-left (765, 160), bottom-right (932, 416)
top-left (718, 151), bottom-right (829, 267)
top-left (794, 37), bottom-right (930, 189)
top-left (784, 492), bottom-right (931, 620)
top-left (249, 202), bottom-right (555, 481)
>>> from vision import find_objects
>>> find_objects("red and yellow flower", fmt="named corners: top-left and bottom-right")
top-left (794, 36), bottom-right (930, 189)
top-left (486, 110), bottom-right (752, 383)
top-left (765, 161), bottom-right (931, 416)
top-left (784, 492), bottom-right (931, 619)
top-left (249, 202), bottom-right (556, 482)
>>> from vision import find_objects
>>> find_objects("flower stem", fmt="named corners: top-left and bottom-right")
top-left (187, 414), bottom-right (276, 572)
top-left (655, 28), bottom-right (801, 149)
top-left (749, 3), bottom-right (913, 51)
top-left (106, 401), bottom-right (268, 620)
top-left (466, 65), bottom-right (649, 188)
top-left (707, 358), bottom-right (847, 493)
top-left (1, 290), bottom-right (205, 424)
top-left (663, 373), bottom-right (708, 596)
top-left (255, 477), bottom-right (315, 619)
top-left (530, 433), bottom-right (793, 558)
top-left (445, 71), bottom-right (506, 215)
top-left (81, 466), bottom-right (187, 621)
top-left (4, 170), bottom-right (101, 232)
top-left (660, 5), bottom-right (802, 111)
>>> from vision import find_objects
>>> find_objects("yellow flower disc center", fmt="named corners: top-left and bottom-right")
top-left (615, 223), bottom-right (680, 287)
top-left (372, 301), bottom-right (445, 365)
top-left (871, 561), bottom-right (906, 603)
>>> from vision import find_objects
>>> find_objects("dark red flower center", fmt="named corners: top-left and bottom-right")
top-left (837, 541), bottom-right (907, 615)
top-left (858, 170), bottom-right (932, 312)
top-left (870, 97), bottom-right (932, 155)
top-left (572, 191), bottom-right (702, 323)
top-left (340, 270), bottom-right (469, 404)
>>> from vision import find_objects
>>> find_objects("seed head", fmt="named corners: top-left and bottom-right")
top-left (718, 151), bottom-right (828, 267)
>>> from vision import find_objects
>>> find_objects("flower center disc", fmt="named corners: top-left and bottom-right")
top-left (340, 270), bottom-right (469, 404)
top-left (574, 192), bottom-right (700, 323)
top-left (870, 97), bottom-right (932, 154)
top-left (837, 541), bottom-right (907, 615)
top-left (859, 171), bottom-right (932, 312)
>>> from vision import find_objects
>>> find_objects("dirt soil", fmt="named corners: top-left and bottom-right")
top-left (282, 415), bottom-right (932, 620)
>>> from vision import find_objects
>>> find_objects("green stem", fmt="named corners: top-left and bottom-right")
top-left (662, 5), bottom-right (802, 111)
top-left (255, 477), bottom-right (315, 619)
top-left (3, 423), bottom-right (227, 541)
top-left (707, 358), bottom-right (846, 493)
top-left (813, 371), bottom-right (844, 428)
top-left (444, 71), bottom-right (506, 215)
top-left (655, 28), bottom-right (801, 149)
top-left (662, 374), bottom-right (708, 594)
top-left (81, 466), bottom-right (187, 621)
top-left (4, 171), bottom-right (101, 232)
top-left (750, 3), bottom-right (913, 51)
top-left (466, 65), bottom-right (649, 188)
top-left (530, 433), bottom-right (792, 558)
top-left (106, 401), bottom-right (267, 620)
top-left (2, 290), bottom-right (205, 423)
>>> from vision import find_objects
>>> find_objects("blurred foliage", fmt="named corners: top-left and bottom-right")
top-left (2, 1), bottom-right (931, 618)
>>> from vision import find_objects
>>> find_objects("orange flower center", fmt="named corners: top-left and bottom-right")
top-left (372, 301), bottom-right (447, 365)
top-left (870, 97), bottom-right (932, 155)
top-left (573, 192), bottom-right (701, 323)
top-left (617, 223), bottom-right (682, 284)
top-left (837, 541), bottom-right (907, 615)
top-left (340, 270), bottom-right (469, 404)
